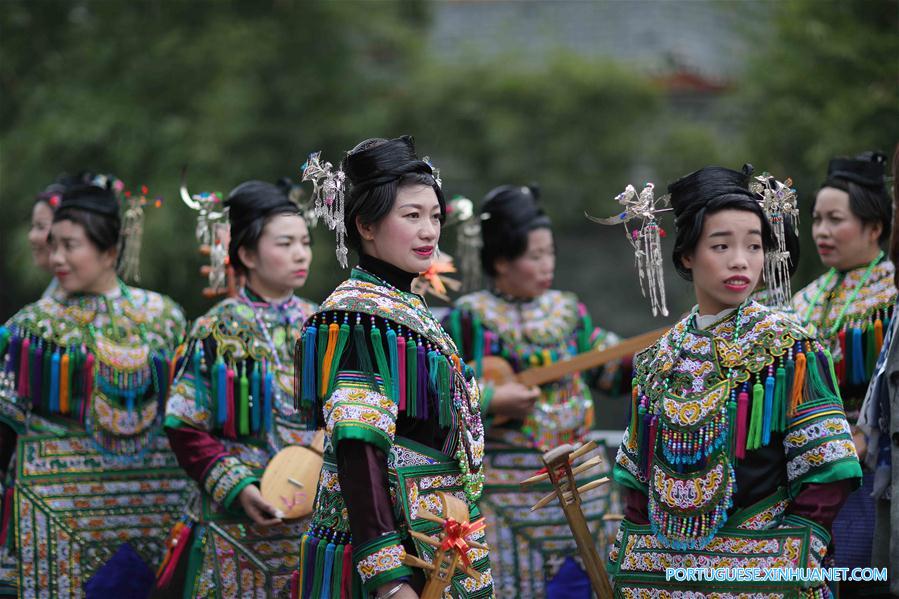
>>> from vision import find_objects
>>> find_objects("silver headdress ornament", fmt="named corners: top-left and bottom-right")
top-left (587, 183), bottom-right (671, 317)
top-left (180, 169), bottom-right (230, 293)
top-left (750, 174), bottom-right (799, 309)
top-left (119, 184), bottom-right (163, 283)
top-left (445, 195), bottom-right (486, 293)
top-left (302, 151), bottom-right (348, 268)
top-left (422, 156), bottom-right (442, 189)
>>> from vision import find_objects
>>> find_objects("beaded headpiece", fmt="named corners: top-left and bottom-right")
top-left (749, 174), bottom-right (799, 309)
top-left (587, 183), bottom-right (671, 317)
top-left (302, 151), bottom-right (348, 268)
top-left (118, 184), bottom-right (163, 283)
top-left (180, 170), bottom-right (230, 294)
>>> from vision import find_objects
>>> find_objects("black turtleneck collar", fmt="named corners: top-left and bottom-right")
top-left (358, 253), bottom-right (417, 292)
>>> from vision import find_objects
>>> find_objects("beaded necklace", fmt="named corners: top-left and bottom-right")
top-left (802, 250), bottom-right (884, 336)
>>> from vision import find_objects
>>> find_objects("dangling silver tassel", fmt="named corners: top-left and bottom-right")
top-left (180, 169), bottom-right (230, 293)
top-left (751, 175), bottom-right (799, 310)
top-left (302, 151), bottom-right (348, 268)
top-left (587, 183), bottom-right (670, 317)
top-left (445, 196), bottom-right (483, 293)
top-left (118, 185), bottom-right (162, 284)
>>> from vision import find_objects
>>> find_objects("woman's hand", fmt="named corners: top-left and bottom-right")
top-left (376, 582), bottom-right (418, 599)
top-left (489, 381), bottom-right (540, 419)
top-left (237, 484), bottom-right (283, 526)
top-left (850, 425), bottom-right (867, 462)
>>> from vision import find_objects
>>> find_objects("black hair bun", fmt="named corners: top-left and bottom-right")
top-left (342, 135), bottom-right (435, 192)
top-left (225, 180), bottom-right (297, 228)
top-left (668, 164), bottom-right (756, 217)
top-left (480, 184), bottom-right (548, 231)
top-left (826, 151), bottom-right (887, 188)
top-left (58, 183), bottom-right (119, 216)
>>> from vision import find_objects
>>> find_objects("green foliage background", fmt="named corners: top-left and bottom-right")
top-left (1, 0), bottom-right (897, 333)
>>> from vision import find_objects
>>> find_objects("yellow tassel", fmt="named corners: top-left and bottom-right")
top-left (321, 323), bottom-right (339, 395)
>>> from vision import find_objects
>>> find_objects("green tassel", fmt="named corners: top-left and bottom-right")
top-left (438, 356), bottom-right (451, 428)
top-left (406, 340), bottom-right (417, 418)
top-left (774, 366), bottom-right (786, 432)
top-left (181, 525), bottom-right (206, 599)
top-left (352, 324), bottom-right (375, 388)
top-left (238, 363), bottom-right (249, 436)
top-left (747, 381), bottom-right (764, 451)
top-left (370, 327), bottom-right (393, 401)
top-left (448, 310), bottom-right (462, 349)
top-left (579, 313), bottom-right (593, 352)
top-left (310, 538), bottom-right (328, 599)
top-left (325, 323), bottom-right (351, 396)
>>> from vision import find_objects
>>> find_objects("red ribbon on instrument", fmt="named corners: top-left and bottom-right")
top-left (439, 516), bottom-right (486, 567)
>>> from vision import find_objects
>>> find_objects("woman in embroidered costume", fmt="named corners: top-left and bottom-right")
top-left (156, 179), bottom-right (318, 598)
top-left (790, 151), bottom-right (894, 575)
top-left (0, 180), bottom-right (188, 597)
top-left (608, 165), bottom-right (862, 598)
top-left (295, 136), bottom-right (492, 599)
top-left (442, 184), bottom-right (622, 598)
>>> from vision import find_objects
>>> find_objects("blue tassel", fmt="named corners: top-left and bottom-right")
top-left (250, 362), bottom-right (261, 434)
top-left (762, 373), bottom-right (774, 445)
top-left (263, 366), bottom-right (273, 434)
top-left (153, 353), bottom-right (168, 413)
top-left (49, 349), bottom-right (60, 414)
top-left (5, 333), bottom-right (21, 375)
top-left (214, 357), bottom-right (227, 427)
top-left (319, 542), bottom-right (336, 599)
top-left (302, 326), bottom-right (317, 407)
top-left (386, 328), bottom-right (399, 404)
top-left (417, 344), bottom-right (428, 419)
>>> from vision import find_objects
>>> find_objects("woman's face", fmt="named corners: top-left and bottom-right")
top-left (360, 184), bottom-right (441, 274)
top-left (29, 201), bottom-right (54, 272)
top-left (494, 228), bottom-right (555, 300)
top-left (681, 209), bottom-right (765, 315)
top-left (49, 219), bottom-right (118, 294)
top-left (239, 213), bottom-right (312, 298)
top-left (812, 187), bottom-right (882, 270)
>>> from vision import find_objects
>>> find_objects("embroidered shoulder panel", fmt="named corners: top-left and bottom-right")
top-left (792, 260), bottom-right (896, 337)
top-left (190, 295), bottom-right (317, 364)
top-left (634, 301), bottom-right (810, 396)
top-left (454, 289), bottom-right (582, 348)
top-left (316, 278), bottom-right (456, 356)
top-left (7, 286), bottom-right (186, 352)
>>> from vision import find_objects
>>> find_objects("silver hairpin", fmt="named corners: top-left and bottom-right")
top-left (302, 151), bottom-right (348, 268)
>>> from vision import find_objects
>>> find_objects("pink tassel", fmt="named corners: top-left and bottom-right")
top-left (735, 390), bottom-right (749, 460)
top-left (0, 486), bottom-right (14, 547)
top-left (290, 570), bottom-right (299, 599)
top-left (156, 523), bottom-right (192, 589)
top-left (17, 337), bottom-right (30, 398)
top-left (341, 544), bottom-right (353, 599)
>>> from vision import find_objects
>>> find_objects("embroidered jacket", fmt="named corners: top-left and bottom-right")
top-left (792, 258), bottom-right (896, 413)
top-left (296, 266), bottom-right (493, 598)
top-left (160, 288), bottom-right (318, 597)
top-left (610, 301), bottom-right (861, 597)
top-left (0, 284), bottom-right (186, 452)
top-left (165, 289), bottom-right (319, 510)
top-left (0, 283), bottom-right (188, 593)
top-left (445, 289), bottom-right (623, 449)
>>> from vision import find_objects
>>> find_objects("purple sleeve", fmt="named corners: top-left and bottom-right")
top-left (336, 439), bottom-right (399, 545)
top-left (164, 424), bottom-right (231, 484)
top-left (786, 479), bottom-right (853, 534)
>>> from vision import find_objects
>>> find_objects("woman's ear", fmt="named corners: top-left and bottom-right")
top-left (494, 258), bottom-right (509, 276)
top-left (356, 216), bottom-right (375, 242)
top-left (867, 221), bottom-right (884, 245)
top-left (238, 245), bottom-right (257, 272)
top-left (101, 247), bottom-right (119, 270)
top-left (681, 253), bottom-right (694, 271)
